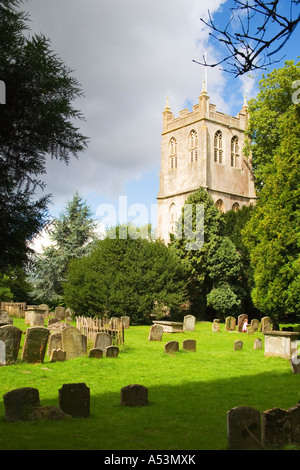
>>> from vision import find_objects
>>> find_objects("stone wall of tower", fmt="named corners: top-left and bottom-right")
top-left (156, 88), bottom-right (256, 243)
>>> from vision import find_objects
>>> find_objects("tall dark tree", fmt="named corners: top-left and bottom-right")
top-left (0, 0), bottom-right (88, 270)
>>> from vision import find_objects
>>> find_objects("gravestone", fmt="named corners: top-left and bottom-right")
top-left (227, 406), bottom-right (262, 450)
top-left (50, 349), bottom-right (66, 362)
top-left (3, 387), bottom-right (40, 422)
top-left (55, 306), bottom-right (66, 320)
top-left (183, 315), bottom-right (196, 332)
top-left (121, 316), bottom-right (130, 329)
top-left (25, 308), bottom-right (45, 327)
top-left (250, 319), bottom-right (259, 332)
top-left (59, 383), bottom-right (90, 418)
top-left (0, 325), bottom-right (22, 364)
top-left (47, 332), bottom-right (62, 355)
top-left (290, 356), bottom-right (300, 374)
top-left (234, 340), bottom-right (243, 350)
top-left (238, 314), bottom-right (248, 332)
top-left (290, 404), bottom-right (300, 445)
top-left (94, 332), bottom-right (112, 351)
top-left (261, 316), bottom-right (272, 332)
top-left (21, 327), bottom-right (49, 363)
top-left (88, 348), bottom-right (103, 358)
top-left (212, 322), bottom-right (220, 332)
top-left (225, 316), bottom-right (236, 331)
top-left (120, 384), bottom-right (148, 407)
top-left (164, 341), bottom-right (179, 354)
top-left (0, 310), bottom-right (13, 327)
top-left (0, 340), bottom-right (5, 365)
top-left (48, 317), bottom-right (60, 326)
top-left (182, 339), bottom-right (196, 351)
top-left (105, 345), bottom-right (119, 357)
top-left (262, 407), bottom-right (291, 449)
top-left (61, 325), bottom-right (83, 360)
top-left (148, 324), bottom-right (163, 341)
top-left (253, 338), bottom-right (262, 350)
top-left (31, 405), bottom-right (70, 421)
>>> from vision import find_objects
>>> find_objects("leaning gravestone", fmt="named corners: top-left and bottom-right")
top-left (94, 332), bottom-right (112, 351)
top-left (47, 332), bottom-right (62, 355)
top-left (261, 316), bottom-right (272, 332)
top-left (148, 324), bottom-right (163, 341)
top-left (120, 384), bottom-right (148, 407)
top-left (0, 310), bottom-right (13, 327)
top-left (238, 314), bottom-right (248, 332)
top-left (225, 316), bottom-right (236, 331)
top-left (0, 325), bottom-right (22, 364)
top-left (227, 406), bottom-right (262, 450)
top-left (234, 340), bottom-right (243, 351)
top-left (262, 407), bottom-right (291, 449)
top-left (164, 341), bottom-right (179, 354)
top-left (59, 383), bottom-right (90, 418)
top-left (3, 387), bottom-right (40, 422)
top-left (61, 326), bottom-right (83, 360)
top-left (183, 315), bottom-right (196, 332)
top-left (88, 348), bottom-right (103, 358)
top-left (182, 339), bottom-right (196, 351)
top-left (253, 338), bottom-right (262, 350)
top-left (50, 349), bottom-right (66, 362)
top-left (55, 306), bottom-right (66, 320)
top-left (21, 327), bottom-right (49, 363)
top-left (105, 345), bottom-right (119, 358)
top-left (250, 319), bottom-right (259, 332)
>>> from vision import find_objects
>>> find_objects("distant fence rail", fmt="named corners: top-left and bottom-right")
top-left (1, 302), bottom-right (26, 317)
top-left (76, 316), bottom-right (124, 345)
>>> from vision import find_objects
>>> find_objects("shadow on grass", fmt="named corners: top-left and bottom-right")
top-left (0, 368), bottom-right (299, 451)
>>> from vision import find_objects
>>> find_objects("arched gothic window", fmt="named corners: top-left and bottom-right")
top-left (215, 199), bottom-right (224, 213)
top-left (232, 202), bottom-right (240, 212)
top-left (189, 130), bottom-right (198, 164)
top-left (231, 136), bottom-right (239, 168)
top-left (169, 137), bottom-right (177, 169)
top-left (169, 203), bottom-right (177, 234)
top-left (214, 131), bottom-right (223, 164)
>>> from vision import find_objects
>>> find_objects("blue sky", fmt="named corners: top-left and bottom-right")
top-left (23, 0), bottom-right (300, 238)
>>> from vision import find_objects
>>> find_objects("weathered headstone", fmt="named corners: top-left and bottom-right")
top-left (261, 316), bottom-right (272, 332)
top-left (250, 319), bottom-right (259, 332)
top-left (59, 383), bottom-right (90, 418)
top-left (47, 332), bottom-right (62, 355)
top-left (121, 316), bottom-right (130, 329)
top-left (148, 324), bottom-right (163, 341)
top-left (48, 317), bottom-right (60, 326)
top-left (21, 327), bottom-right (49, 363)
top-left (105, 345), bottom-right (119, 357)
top-left (0, 340), bottom-right (5, 365)
top-left (183, 315), bottom-right (196, 332)
top-left (290, 356), bottom-right (300, 374)
top-left (0, 325), bottom-right (22, 364)
top-left (225, 316), bottom-right (236, 331)
top-left (55, 306), bottom-right (66, 320)
top-left (253, 338), bottom-right (262, 350)
top-left (94, 332), bottom-right (112, 351)
top-left (234, 340), bottom-right (243, 350)
top-left (81, 334), bottom-right (87, 354)
top-left (262, 407), bottom-right (291, 449)
top-left (61, 325), bottom-right (83, 360)
top-left (88, 348), bottom-right (103, 358)
top-left (212, 322), bottom-right (220, 332)
top-left (50, 348), bottom-right (66, 362)
top-left (31, 405), bottom-right (70, 421)
top-left (238, 314), bottom-right (248, 332)
top-left (182, 339), bottom-right (196, 351)
top-left (290, 404), bottom-right (300, 445)
top-left (164, 340), bottom-right (179, 354)
top-left (227, 406), bottom-right (262, 450)
top-left (0, 310), bottom-right (13, 327)
top-left (3, 387), bottom-right (40, 422)
top-left (120, 384), bottom-right (148, 407)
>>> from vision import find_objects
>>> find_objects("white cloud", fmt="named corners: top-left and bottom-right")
top-left (23, 0), bottom-right (237, 214)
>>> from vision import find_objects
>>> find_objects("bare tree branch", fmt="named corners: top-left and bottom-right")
top-left (195, 0), bottom-right (300, 76)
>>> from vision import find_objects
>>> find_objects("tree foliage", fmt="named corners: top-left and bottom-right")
top-left (31, 192), bottom-right (98, 303)
top-left (0, 0), bottom-right (88, 269)
top-left (64, 228), bottom-right (188, 324)
top-left (242, 61), bottom-right (300, 320)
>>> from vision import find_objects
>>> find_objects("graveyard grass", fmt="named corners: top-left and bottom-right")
top-left (0, 319), bottom-right (300, 450)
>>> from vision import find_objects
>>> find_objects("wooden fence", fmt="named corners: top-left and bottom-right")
top-left (76, 316), bottom-right (124, 345)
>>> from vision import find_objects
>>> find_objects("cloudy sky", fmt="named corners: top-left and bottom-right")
top-left (22, 0), bottom-right (300, 236)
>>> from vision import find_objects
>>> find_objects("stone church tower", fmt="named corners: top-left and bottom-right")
top-left (156, 83), bottom-right (256, 243)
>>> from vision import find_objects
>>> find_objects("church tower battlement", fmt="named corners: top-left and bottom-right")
top-left (156, 83), bottom-right (256, 243)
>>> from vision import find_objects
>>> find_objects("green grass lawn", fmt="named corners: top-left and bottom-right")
top-left (0, 319), bottom-right (300, 450)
